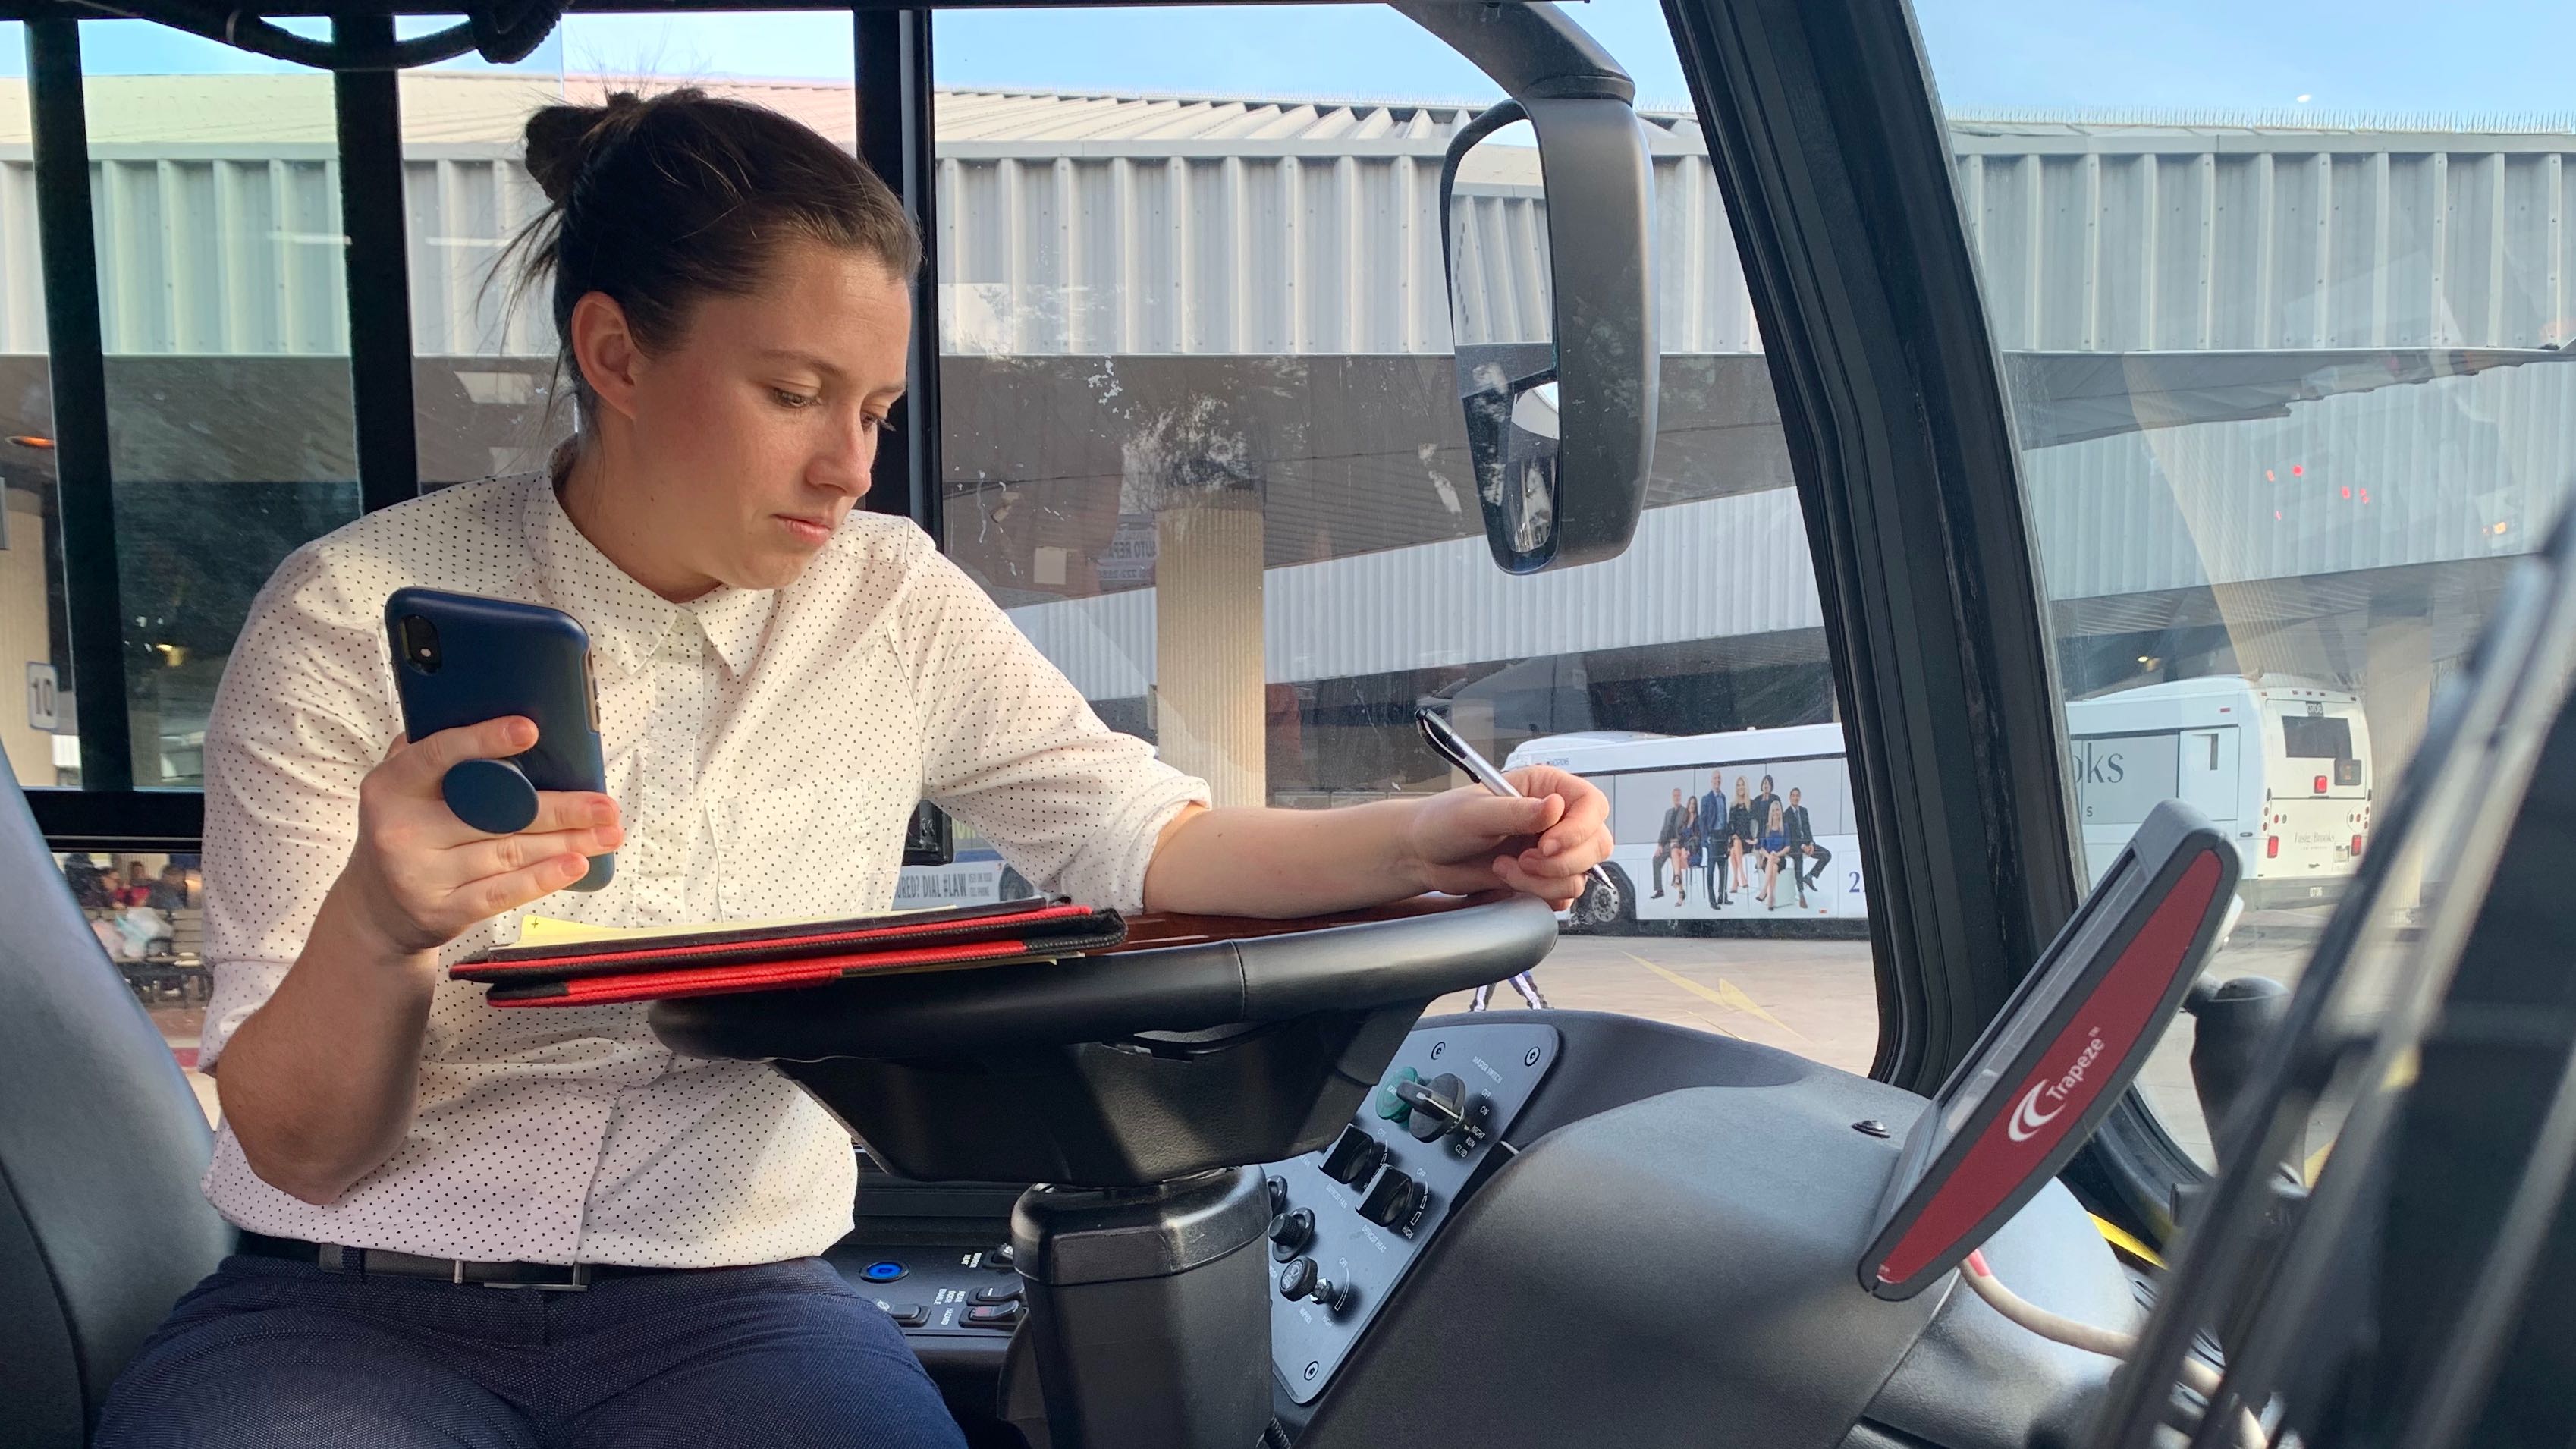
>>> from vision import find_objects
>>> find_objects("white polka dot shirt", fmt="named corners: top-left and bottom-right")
top-left (195, 473), bottom-right (1209, 1266)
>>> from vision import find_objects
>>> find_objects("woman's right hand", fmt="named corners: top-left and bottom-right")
top-left (334, 716), bottom-right (623, 958)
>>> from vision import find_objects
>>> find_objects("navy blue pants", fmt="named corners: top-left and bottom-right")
top-left (93, 1253), bottom-right (969, 1448)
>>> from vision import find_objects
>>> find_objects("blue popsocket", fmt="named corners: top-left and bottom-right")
top-left (442, 757), bottom-right (542, 835)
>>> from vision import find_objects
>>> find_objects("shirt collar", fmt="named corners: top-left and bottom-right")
top-left (523, 474), bottom-right (775, 679)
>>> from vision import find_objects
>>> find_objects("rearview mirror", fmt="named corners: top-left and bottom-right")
top-left (1435, 92), bottom-right (1657, 574)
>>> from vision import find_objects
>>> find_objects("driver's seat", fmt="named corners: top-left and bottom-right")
top-left (0, 765), bottom-right (236, 1448)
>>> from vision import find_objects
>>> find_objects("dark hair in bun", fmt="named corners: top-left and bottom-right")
top-left (507, 87), bottom-right (920, 425)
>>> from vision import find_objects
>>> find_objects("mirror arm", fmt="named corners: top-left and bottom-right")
top-left (1391, 1), bottom-right (1636, 103)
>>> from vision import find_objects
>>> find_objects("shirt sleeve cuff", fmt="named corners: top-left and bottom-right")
top-left (196, 958), bottom-right (293, 1069)
top-left (1063, 772), bottom-right (1213, 913)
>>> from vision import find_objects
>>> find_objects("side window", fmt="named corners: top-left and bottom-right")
top-left (1918, 4), bottom-right (2576, 1164)
top-left (73, 23), bottom-right (362, 787)
top-left (928, 6), bottom-right (1872, 1070)
top-left (52, 847), bottom-right (210, 1121)
top-left (15, 14), bottom-right (853, 1102)
top-left (0, 20), bottom-right (66, 791)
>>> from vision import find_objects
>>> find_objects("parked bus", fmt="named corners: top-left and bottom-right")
top-left (2066, 676), bottom-right (2372, 910)
top-left (1510, 676), bottom-right (2371, 932)
top-left (893, 825), bottom-right (1040, 910)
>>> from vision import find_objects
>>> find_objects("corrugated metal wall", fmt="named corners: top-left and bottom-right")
top-left (934, 145), bottom-right (1747, 355)
top-left (4, 93), bottom-right (2572, 684)
top-left (1951, 128), bottom-right (2576, 352)
top-left (404, 154), bottom-right (551, 356)
top-left (8, 108), bottom-right (2571, 360)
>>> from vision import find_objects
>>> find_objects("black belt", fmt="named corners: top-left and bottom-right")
top-left (237, 1231), bottom-right (690, 1291)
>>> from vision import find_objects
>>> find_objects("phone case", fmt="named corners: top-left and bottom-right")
top-left (384, 587), bottom-right (615, 891)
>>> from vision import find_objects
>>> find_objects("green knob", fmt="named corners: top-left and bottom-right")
top-left (1374, 1066), bottom-right (1422, 1121)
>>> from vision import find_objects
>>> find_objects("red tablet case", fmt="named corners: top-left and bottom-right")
top-left (453, 899), bottom-right (1125, 1007)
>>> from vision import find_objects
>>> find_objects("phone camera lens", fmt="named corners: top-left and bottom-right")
top-left (399, 614), bottom-right (441, 673)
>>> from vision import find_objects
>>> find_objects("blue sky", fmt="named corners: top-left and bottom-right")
top-left (14, 2), bottom-right (2576, 121)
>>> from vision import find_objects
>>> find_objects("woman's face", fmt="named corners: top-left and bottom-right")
top-left (571, 237), bottom-right (913, 599)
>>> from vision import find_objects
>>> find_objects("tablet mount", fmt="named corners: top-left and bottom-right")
top-left (650, 894), bottom-right (1559, 1449)
top-left (1858, 798), bottom-right (2241, 1300)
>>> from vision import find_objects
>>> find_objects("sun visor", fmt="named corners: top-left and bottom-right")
top-left (1860, 798), bottom-right (2239, 1300)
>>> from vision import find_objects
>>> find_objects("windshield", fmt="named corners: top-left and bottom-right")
top-left (1916, 0), bottom-right (2576, 1171)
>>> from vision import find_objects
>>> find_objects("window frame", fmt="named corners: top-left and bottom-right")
top-left (1663, 0), bottom-right (2191, 1236)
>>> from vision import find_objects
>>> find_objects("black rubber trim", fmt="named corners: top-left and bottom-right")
top-left (1660, 1), bottom-right (2074, 1073)
top-left (335, 17), bottom-right (422, 515)
top-left (856, 8), bottom-right (943, 540)
top-left (26, 20), bottom-right (130, 794)
top-left (24, 788), bottom-right (203, 851)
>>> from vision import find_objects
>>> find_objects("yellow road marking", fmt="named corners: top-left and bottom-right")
top-left (1624, 952), bottom-right (1813, 1044)
top-left (2091, 1213), bottom-right (2164, 1268)
top-left (1713, 977), bottom-right (1798, 1036)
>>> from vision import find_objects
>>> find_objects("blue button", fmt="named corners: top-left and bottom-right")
top-left (862, 1261), bottom-right (907, 1283)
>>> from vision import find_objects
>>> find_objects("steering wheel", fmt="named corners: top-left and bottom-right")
top-left (649, 893), bottom-right (1559, 1187)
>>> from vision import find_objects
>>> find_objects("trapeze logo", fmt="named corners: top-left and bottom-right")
top-left (2006, 1029), bottom-right (2108, 1143)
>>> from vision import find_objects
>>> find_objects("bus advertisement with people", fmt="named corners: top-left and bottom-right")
top-left (1505, 723), bottom-right (1867, 930)
top-left (1508, 677), bottom-right (2373, 932)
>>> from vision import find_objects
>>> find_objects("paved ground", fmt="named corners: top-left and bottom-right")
top-left (155, 915), bottom-right (2339, 1161)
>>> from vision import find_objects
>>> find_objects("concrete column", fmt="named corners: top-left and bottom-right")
top-left (1, 488), bottom-right (54, 788)
top-left (1153, 487), bottom-right (1267, 809)
top-left (2361, 614), bottom-right (2433, 916)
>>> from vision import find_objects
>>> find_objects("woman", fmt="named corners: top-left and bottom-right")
top-left (1670, 795), bottom-right (1698, 907)
top-left (1755, 800), bottom-right (1792, 909)
top-left (94, 91), bottom-right (1610, 1449)
top-left (1729, 775), bottom-right (1756, 894)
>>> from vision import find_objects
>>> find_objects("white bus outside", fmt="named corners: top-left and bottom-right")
top-left (1506, 675), bottom-right (2372, 932)
top-left (892, 825), bottom-right (1040, 910)
top-left (2066, 676), bottom-right (2371, 911)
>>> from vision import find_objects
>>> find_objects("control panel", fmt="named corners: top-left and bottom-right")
top-left (1265, 1020), bottom-right (1560, 1403)
top-left (828, 1240), bottom-right (1029, 1337)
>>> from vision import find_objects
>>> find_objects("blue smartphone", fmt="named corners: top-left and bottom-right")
top-left (384, 587), bottom-right (614, 892)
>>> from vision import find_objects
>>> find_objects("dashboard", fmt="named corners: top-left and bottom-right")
top-left (828, 1009), bottom-right (2138, 1449)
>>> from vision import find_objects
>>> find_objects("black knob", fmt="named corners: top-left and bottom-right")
top-left (1398, 1073), bottom-right (1469, 1143)
top-left (1321, 1125), bottom-right (1387, 1186)
top-left (1359, 1168), bottom-right (1426, 1229)
top-left (1277, 1256), bottom-right (1351, 1313)
top-left (1266, 1174), bottom-right (1288, 1215)
top-left (1269, 1207), bottom-right (1315, 1261)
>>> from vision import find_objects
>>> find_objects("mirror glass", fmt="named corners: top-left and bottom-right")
top-left (1446, 117), bottom-right (1560, 571)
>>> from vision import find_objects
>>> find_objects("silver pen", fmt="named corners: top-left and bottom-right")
top-left (1414, 704), bottom-right (1612, 897)
top-left (1413, 705), bottom-right (1565, 1011)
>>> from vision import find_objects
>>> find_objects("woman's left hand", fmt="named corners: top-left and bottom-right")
top-left (1403, 765), bottom-right (1613, 909)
